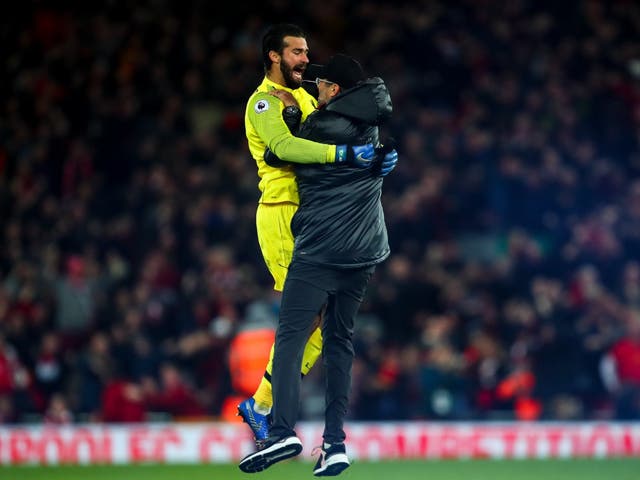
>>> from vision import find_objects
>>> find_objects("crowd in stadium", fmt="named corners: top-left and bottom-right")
top-left (1, 0), bottom-right (640, 425)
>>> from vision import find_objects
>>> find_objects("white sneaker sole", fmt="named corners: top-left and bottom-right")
top-left (313, 452), bottom-right (350, 476)
top-left (239, 436), bottom-right (303, 473)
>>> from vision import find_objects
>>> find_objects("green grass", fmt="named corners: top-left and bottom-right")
top-left (3, 459), bottom-right (640, 480)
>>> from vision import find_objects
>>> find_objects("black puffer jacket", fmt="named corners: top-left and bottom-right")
top-left (290, 77), bottom-right (393, 268)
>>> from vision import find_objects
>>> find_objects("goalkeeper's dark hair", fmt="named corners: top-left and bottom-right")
top-left (262, 23), bottom-right (307, 73)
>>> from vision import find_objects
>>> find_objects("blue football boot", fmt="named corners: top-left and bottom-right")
top-left (237, 397), bottom-right (270, 449)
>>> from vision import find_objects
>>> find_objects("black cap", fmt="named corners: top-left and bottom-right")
top-left (306, 54), bottom-right (365, 90)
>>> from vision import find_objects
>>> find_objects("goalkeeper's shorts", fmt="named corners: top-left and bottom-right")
top-left (256, 202), bottom-right (297, 291)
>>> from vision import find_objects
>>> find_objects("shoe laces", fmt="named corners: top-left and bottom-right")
top-left (256, 439), bottom-right (268, 450)
top-left (312, 445), bottom-right (326, 463)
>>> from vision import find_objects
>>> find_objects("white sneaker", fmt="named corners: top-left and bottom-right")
top-left (312, 442), bottom-right (350, 476)
top-left (238, 435), bottom-right (303, 473)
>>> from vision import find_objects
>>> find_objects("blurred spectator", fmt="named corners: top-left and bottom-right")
top-left (421, 343), bottom-right (472, 420)
top-left (101, 379), bottom-right (146, 423)
top-left (465, 329), bottom-right (508, 416)
top-left (0, 334), bottom-right (19, 396)
top-left (0, 332), bottom-right (39, 420)
top-left (33, 331), bottom-right (66, 402)
top-left (226, 300), bottom-right (276, 398)
top-left (600, 310), bottom-right (640, 419)
top-left (73, 331), bottom-right (113, 418)
top-left (142, 363), bottom-right (206, 419)
top-left (50, 255), bottom-right (98, 348)
top-left (44, 393), bottom-right (73, 424)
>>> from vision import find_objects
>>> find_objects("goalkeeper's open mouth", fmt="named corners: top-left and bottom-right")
top-left (292, 65), bottom-right (305, 82)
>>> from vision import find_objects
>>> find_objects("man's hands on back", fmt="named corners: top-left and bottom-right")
top-left (334, 144), bottom-right (399, 174)
top-left (374, 138), bottom-right (398, 177)
top-left (377, 149), bottom-right (398, 177)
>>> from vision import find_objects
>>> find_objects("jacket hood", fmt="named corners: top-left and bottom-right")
top-left (324, 77), bottom-right (392, 125)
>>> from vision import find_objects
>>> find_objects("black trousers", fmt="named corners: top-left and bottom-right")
top-left (270, 259), bottom-right (375, 444)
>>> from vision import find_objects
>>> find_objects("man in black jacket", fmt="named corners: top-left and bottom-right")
top-left (239, 54), bottom-right (397, 477)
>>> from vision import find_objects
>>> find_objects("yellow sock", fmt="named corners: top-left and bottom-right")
top-left (253, 344), bottom-right (274, 410)
top-left (301, 327), bottom-right (323, 375)
top-left (252, 376), bottom-right (273, 411)
top-left (253, 326), bottom-right (324, 409)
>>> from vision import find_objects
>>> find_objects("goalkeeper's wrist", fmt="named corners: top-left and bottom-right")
top-left (335, 145), bottom-right (349, 163)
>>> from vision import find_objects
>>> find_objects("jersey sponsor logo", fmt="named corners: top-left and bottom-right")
top-left (254, 99), bottom-right (269, 113)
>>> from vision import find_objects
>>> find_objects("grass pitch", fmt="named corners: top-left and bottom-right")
top-left (3, 459), bottom-right (640, 480)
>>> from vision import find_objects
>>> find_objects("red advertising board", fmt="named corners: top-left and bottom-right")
top-left (1, 422), bottom-right (639, 465)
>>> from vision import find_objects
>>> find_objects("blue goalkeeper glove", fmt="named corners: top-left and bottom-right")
top-left (378, 149), bottom-right (398, 177)
top-left (335, 143), bottom-right (376, 168)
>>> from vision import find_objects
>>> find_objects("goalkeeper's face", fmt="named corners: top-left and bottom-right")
top-left (279, 36), bottom-right (309, 89)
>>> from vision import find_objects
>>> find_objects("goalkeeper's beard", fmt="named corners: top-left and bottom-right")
top-left (280, 61), bottom-right (303, 89)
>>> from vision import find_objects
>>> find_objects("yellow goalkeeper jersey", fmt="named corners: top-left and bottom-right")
top-left (245, 77), bottom-right (335, 205)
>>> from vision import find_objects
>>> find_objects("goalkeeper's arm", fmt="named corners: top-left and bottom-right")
top-left (264, 144), bottom-right (377, 169)
top-left (250, 93), bottom-right (374, 166)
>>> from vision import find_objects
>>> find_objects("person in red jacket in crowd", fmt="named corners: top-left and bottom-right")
top-left (101, 378), bottom-right (146, 423)
top-left (0, 332), bottom-right (40, 420)
top-left (0, 333), bottom-right (18, 396)
top-left (142, 363), bottom-right (206, 419)
top-left (600, 310), bottom-right (640, 419)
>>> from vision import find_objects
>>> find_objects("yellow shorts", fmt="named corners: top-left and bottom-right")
top-left (256, 202), bottom-right (297, 291)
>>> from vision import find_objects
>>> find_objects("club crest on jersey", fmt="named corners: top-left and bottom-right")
top-left (254, 99), bottom-right (269, 113)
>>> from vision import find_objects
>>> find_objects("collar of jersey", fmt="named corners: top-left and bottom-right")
top-left (261, 76), bottom-right (297, 93)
